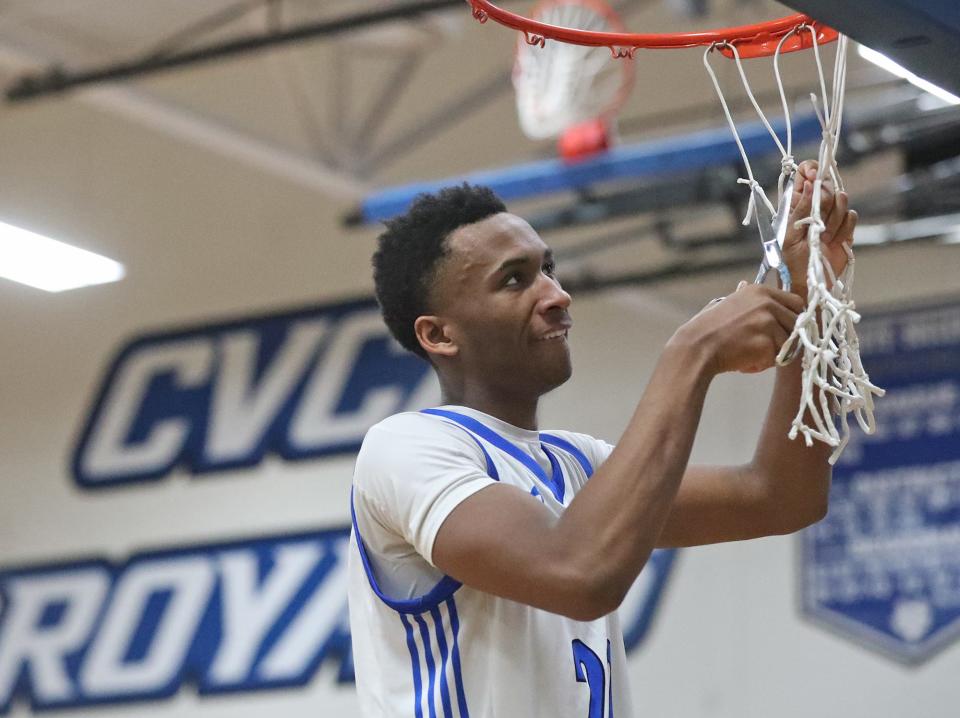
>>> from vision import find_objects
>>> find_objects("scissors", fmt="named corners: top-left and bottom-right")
top-left (751, 169), bottom-right (796, 292)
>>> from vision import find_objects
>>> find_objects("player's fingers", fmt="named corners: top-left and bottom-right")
top-left (705, 279), bottom-right (749, 310)
top-left (767, 287), bottom-right (806, 316)
top-left (790, 162), bottom-right (817, 208)
top-left (823, 191), bottom-right (848, 243)
top-left (798, 159), bottom-right (818, 180)
top-left (769, 300), bottom-right (800, 334)
top-left (790, 179), bottom-right (813, 218)
top-left (818, 182), bottom-right (836, 227)
top-left (835, 208), bottom-right (859, 246)
top-left (790, 169), bottom-right (817, 212)
top-left (772, 323), bottom-right (790, 355)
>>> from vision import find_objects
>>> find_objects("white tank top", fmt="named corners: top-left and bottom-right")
top-left (348, 406), bottom-right (632, 718)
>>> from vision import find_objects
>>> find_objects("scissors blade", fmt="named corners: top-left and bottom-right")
top-left (751, 172), bottom-right (798, 292)
top-left (751, 183), bottom-right (781, 269)
top-left (771, 171), bottom-right (797, 251)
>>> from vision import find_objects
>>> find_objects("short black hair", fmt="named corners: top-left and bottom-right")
top-left (373, 183), bottom-right (506, 359)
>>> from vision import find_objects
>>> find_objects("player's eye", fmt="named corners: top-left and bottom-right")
top-left (504, 271), bottom-right (524, 287)
top-left (542, 260), bottom-right (556, 277)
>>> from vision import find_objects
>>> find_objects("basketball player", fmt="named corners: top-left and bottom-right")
top-left (349, 160), bottom-right (856, 717)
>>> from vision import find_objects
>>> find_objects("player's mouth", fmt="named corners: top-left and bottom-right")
top-left (536, 329), bottom-right (569, 341)
top-left (535, 320), bottom-right (572, 342)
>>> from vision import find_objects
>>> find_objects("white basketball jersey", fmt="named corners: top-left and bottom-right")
top-left (348, 406), bottom-right (632, 718)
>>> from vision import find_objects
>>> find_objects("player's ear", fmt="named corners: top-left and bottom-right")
top-left (414, 315), bottom-right (459, 359)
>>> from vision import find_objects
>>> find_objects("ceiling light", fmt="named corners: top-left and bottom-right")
top-left (0, 221), bottom-right (125, 292)
top-left (857, 44), bottom-right (960, 106)
top-left (854, 213), bottom-right (960, 246)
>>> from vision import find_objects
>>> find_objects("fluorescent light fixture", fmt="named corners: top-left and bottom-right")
top-left (0, 220), bottom-right (125, 292)
top-left (854, 212), bottom-right (960, 246)
top-left (858, 44), bottom-right (960, 106)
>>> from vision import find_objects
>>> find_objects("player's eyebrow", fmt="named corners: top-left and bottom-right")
top-left (495, 248), bottom-right (553, 274)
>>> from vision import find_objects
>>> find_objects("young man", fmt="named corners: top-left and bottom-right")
top-left (349, 161), bottom-right (856, 717)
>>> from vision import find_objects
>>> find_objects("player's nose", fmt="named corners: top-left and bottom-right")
top-left (537, 273), bottom-right (572, 315)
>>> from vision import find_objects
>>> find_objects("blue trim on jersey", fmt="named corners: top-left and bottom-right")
top-left (466, 433), bottom-right (498, 480)
top-left (400, 613), bottom-right (425, 718)
top-left (420, 408), bottom-right (500, 479)
top-left (540, 433), bottom-right (595, 478)
top-left (541, 445), bottom-right (565, 503)
top-left (430, 606), bottom-right (455, 718)
top-left (446, 597), bottom-right (470, 718)
top-left (414, 614), bottom-right (439, 718)
top-left (350, 488), bottom-right (462, 614)
top-left (421, 408), bottom-right (573, 503)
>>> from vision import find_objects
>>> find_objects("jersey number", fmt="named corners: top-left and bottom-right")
top-left (571, 639), bottom-right (613, 718)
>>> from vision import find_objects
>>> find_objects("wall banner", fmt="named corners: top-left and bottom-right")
top-left (801, 299), bottom-right (960, 664)
top-left (72, 298), bottom-right (437, 489)
top-left (0, 531), bottom-right (673, 713)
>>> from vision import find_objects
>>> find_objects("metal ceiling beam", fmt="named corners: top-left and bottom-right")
top-left (0, 32), bottom-right (367, 199)
top-left (5, 0), bottom-right (463, 102)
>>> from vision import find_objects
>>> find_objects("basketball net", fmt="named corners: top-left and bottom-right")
top-left (513, 0), bottom-right (634, 159)
top-left (703, 29), bottom-right (884, 463)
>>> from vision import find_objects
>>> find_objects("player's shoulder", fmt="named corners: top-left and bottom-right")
top-left (354, 410), bottom-right (489, 496)
top-left (358, 410), bottom-right (487, 465)
top-left (363, 409), bottom-right (482, 444)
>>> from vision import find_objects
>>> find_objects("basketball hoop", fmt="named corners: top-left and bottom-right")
top-left (469, 0), bottom-right (882, 461)
top-left (469, 0), bottom-right (838, 58)
top-left (513, 0), bottom-right (634, 161)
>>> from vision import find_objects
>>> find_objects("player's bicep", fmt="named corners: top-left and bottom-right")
top-left (432, 483), bottom-right (591, 617)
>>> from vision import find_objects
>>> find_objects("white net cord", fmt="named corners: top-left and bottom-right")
top-left (704, 30), bottom-right (884, 463)
top-left (777, 32), bottom-right (884, 463)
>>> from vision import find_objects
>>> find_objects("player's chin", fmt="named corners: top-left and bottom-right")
top-left (536, 352), bottom-right (573, 392)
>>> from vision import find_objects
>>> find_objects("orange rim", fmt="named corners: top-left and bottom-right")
top-left (471, 0), bottom-right (838, 59)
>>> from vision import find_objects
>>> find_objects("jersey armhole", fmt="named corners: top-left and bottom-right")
top-left (350, 412), bottom-right (501, 615)
top-left (351, 487), bottom-right (462, 614)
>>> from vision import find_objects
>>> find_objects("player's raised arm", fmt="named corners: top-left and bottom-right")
top-left (655, 160), bottom-right (859, 548)
top-left (432, 282), bottom-right (804, 621)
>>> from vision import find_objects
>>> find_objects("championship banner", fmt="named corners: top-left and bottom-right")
top-left (802, 298), bottom-right (960, 664)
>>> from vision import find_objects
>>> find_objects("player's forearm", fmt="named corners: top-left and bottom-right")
top-left (747, 357), bottom-right (831, 532)
top-left (553, 329), bottom-right (714, 616)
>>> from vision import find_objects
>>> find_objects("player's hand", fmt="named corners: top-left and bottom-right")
top-left (678, 283), bottom-right (805, 375)
top-left (781, 159), bottom-right (859, 300)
